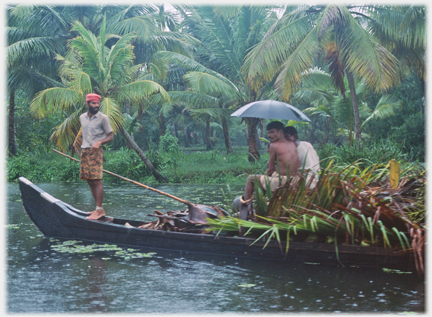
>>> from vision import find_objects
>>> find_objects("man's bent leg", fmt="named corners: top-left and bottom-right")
top-left (244, 174), bottom-right (261, 201)
top-left (243, 174), bottom-right (262, 216)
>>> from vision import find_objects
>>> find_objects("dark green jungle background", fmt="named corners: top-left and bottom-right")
top-left (7, 5), bottom-right (425, 185)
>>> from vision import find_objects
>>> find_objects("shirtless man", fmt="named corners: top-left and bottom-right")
top-left (238, 121), bottom-right (299, 218)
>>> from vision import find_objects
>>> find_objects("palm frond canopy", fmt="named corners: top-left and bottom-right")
top-left (183, 71), bottom-right (239, 98)
top-left (29, 16), bottom-right (171, 151)
top-left (243, 11), bottom-right (312, 91)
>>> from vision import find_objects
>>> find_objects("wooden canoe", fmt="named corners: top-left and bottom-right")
top-left (18, 176), bottom-right (417, 272)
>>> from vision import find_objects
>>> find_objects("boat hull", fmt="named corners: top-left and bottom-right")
top-left (18, 177), bottom-right (417, 271)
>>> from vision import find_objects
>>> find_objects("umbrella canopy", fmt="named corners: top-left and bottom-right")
top-left (231, 100), bottom-right (311, 122)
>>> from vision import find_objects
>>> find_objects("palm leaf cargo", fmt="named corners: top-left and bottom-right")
top-left (19, 162), bottom-right (424, 275)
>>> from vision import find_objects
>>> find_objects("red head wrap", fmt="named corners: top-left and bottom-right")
top-left (86, 93), bottom-right (101, 103)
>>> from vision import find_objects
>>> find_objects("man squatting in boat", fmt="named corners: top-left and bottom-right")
top-left (235, 121), bottom-right (320, 219)
top-left (238, 121), bottom-right (299, 218)
top-left (80, 93), bottom-right (114, 220)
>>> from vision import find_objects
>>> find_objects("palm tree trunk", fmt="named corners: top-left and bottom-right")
top-left (324, 116), bottom-right (331, 145)
top-left (221, 116), bottom-right (233, 153)
top-left (205, 120), bottom-right (212, 150)
top-left (159, 113), bottom-right (166, 136)
top-left (308, 117), bottom-right (316, 144)
top-left (182, 120), bottom-right (190, 148)
top-left (8, 90), bottom-right (17, 156)
top-left (173, 122), bottom-right (179, 139)
top-left (346, 71), bottom-right (362, 146)
top-left (120, 127), bottom-right (168, 183)
top-left (246, 118), bottom-right (260, 162)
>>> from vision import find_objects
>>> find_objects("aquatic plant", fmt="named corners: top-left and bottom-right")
top-left (49, 239), bottom-right (157, 259)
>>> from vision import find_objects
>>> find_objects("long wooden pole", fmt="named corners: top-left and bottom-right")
top-left (53, 149), bottom-right (191, 206)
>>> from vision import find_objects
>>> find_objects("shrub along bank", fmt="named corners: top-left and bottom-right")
top-left (7, 138), bottom-right (423, 185)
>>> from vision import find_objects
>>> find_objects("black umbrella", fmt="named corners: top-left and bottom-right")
top-left (231, 100), bottom-right (311, 122)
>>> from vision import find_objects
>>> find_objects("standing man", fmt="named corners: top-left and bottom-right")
top-left (238, 121), bottom-right (299, 218)
top-left (284, 126), bottom-right (320, 189)
top-left (80, 93), bottom-right (113, 220)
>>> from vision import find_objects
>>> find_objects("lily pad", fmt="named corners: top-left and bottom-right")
top-left (238, 283), bottom-right (256, 288)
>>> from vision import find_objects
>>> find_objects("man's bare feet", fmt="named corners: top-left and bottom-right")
top-left (86, 208), bottom-right (105, 220)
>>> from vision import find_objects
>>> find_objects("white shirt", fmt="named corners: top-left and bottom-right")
top-left (297, 141), bottom-right (320, 188)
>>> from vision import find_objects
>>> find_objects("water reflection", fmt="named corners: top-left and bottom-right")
top-left (7, 181), bottom-right (425, 313)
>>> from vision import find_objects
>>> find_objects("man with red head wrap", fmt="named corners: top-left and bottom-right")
top-left (80, 93), bottom-right (113, 220)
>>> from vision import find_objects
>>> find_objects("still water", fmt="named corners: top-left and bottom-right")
top-left (7, 181), bottom-right (425, 313)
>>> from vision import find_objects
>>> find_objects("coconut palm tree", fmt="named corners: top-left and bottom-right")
top-left (7, 5), bottom-right (69, 156)
top-left (155, 5), bottom-right (280, 160)
top-left (367, 5), bottom-right (425, 81)
top-left (366, 5), bottom-right (425, 119)
top-left (294, 67), bottom-right (402, 145)
top-left (103, 4), bottom-right (200, 148)
top-left (243, 4), bottom-right (401, 146)
top-left (30, 16), bottom-right (170, 182)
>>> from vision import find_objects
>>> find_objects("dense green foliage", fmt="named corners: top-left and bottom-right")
top-left (7, 4), bottom-right (425, 184)
top-left (8, 137), bottom-right (421, 185)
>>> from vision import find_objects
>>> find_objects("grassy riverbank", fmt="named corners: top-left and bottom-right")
top-left (7, 139), bottom-right (422, 185)
top-left (7, 146), bottom-right (266, 185)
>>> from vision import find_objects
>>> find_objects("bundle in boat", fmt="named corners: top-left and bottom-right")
top-left (125, 204), bottom-right (228, 233)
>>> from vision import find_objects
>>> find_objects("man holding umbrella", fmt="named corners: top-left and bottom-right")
top-left (236, 121), bottom-right (299, 218)
top-left (231, 100), bottom-right (312, 220)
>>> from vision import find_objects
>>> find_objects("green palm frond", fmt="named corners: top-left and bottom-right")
top-left (149, 31), bottom-right (200, 53)
top-left (366, 5), bottom-right (424, 80)
top-left (187, 6), bottom-right (242, 78)
top-left (8, 66), bottom-right (64, 94)
top-left (68, 70), bottom-right (93, 96)
top-left (397, 6), bottom-right (425, 49)
top-left (105, 4), bottom-right (157, 28)
top-left (146, 61), bottom-right (168, 81)
top-left (30, 87), bottom-right (82, 118)
top-left (70, 21), bottom-right (100, 51)
top-left (292, 68), bottom-right (336, 106)
top-left (183, 71), bottom-right (239, 97)
top-left (7, 36), bottom-right (59, 67)
top-left (212, 6), bottom-right (242, 19)
top-left (303, 105), bottom-right (332, 118)
top-left (107, 13), bottom-right (198, 57)
top-left (275, 27), bottom-right (320, 101)
top-left (361, 95), bottom-right (401, 127)
top-left (101, 97), bottom-right (124, 133)
top-left (7, 4), bottom-right (35, 20)
top-left (155, 51), bottom-right (225, 81)
top-left (243, 13), bottom-right (312, 89)
top-left (123, 112), bottom-right (142, 135)
top-left (55, 52), bottom-right (94, 95)
top-left (106, 36), bottom-right (136, 84)
top-left (368, 5), bottom-right (425, 50)
top-left (69, 36), bottom-right (101, 79)
top-left (117, 80), bottom-right (170, 104)
top-left (152, 91), bottom-right (220, 114)
top-left (49, 108), bottom-right (83, 152)
top-left (337, 6), bottom-right (400, 92)
top-left (189, 107), bottom-right (230, 122)
top-left (109, 15), bottom-right (156, 41)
